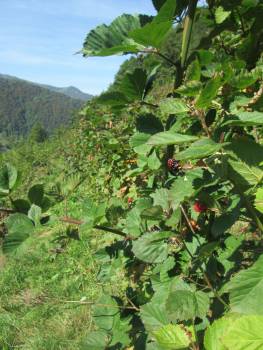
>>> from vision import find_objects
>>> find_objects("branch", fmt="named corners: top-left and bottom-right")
top-left (60, 216), bottom-right (129, 238)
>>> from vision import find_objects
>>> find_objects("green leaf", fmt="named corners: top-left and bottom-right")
top-left (132, 231), bottom-right (173, 263)
top-left (130, 132), bottom-right (152, 155)
top-left (0, 163), bottom-right (18, 195)
top-left (93, 294), bottom-right (119, 331)
top-left (28, 184), bottom-right (44, 206)
top-left (228, 159), bottom-right (263, 188)
top-left (82, 14), bottom-right (144, 57)
top-left (230, 69), bottom-right (260, 90)
top-left (255, 187), bottom-right (263, 213)
top-left (141, 206), bottom-right (163, 220)
top-left (96, 91), bottom-right (128, 109)
top-left (196, 75), bottom-right (222, 109)
top-left (223, 255), bottom-right (263, 314)
top-left (118, 68), bottom-right (147, 102)
top-left (205, 315), bottom-right (263, 350)
top-left (81, 330), bottom-right (109, 350)
top-left (151, 188), bottom-right (170, 211)
top-left (129, 0), bottom-right (178, 48)
top-left (148, 151), bottom-right (162, 170)
top-left (28, 204), bottom-right (42, 226)
top-left (140, 302), bottom-right (169, 332)
top-left (204, 316), bottom-right (237, 350)
top-left (129, 21), bottom-right (172, 49)
top-left (12, 199), bottom-right (31, 214)
top-left (136, 114), bottom-right (163, 134)
top-left (168, 168), bottom-right (205, 209)
top-left (176, 81), bottom-right (202, 97)
top-left (185, 59), bottom-right (201, 81)
top-left (159, 98), bottom-right (189, 115)
top-left (166, 290), bottom-right (209, 321)
top-left (222, 315), bottom-right (263, 350)
top-left (223, 111), bottom-right (263, 126)
top-left (3, 213), bottom-right (34, 254)
top-left (147, 132), bottom-right (198, 146)
top-left (198, 50), bottom-right (214, 66)
top-left (215, 6), bottom-right (231, 24)
top-left (176, 139), bottom-right (227, 161)
top-left (153, 324), bottom-right (192, 350)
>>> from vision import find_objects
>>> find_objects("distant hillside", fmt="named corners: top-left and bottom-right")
top-left (0, 74), bottom-right (92, 136)
top-left (40, 84), bottom-right (93, 101)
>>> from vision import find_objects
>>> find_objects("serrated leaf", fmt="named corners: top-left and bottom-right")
top-left (196, 75), bottom-right (222, 109)
top-left (223, 111), bottom-right (263, 126)
top-left (176, 139), bottom-right (227, 161)
top-left (223, 255), bottom-right (263, 314)
top-left (150, 188), bottom-right (170, 211)
top-left (215, 6), bottom-right (231, 24)
top-left (82, 14), bottom-right (144, 57)
top-left (255, 188), bottom-right (263, 213)
top-left (81, 330), bottom-right (109, 350)
top-left (176, 81), bottom-right (202, 97)
top-left (222, 315), bottom-right (263, 350)
top-left (0, 163), bottom-right (18, 195)
top-left (136, 114), bottom-right (163, 134)
top-left (186, 59), bottom-right (201, 81)
top-left (3, 213), bottom-right (34, 254)
top-left (93, 294), bottom-right (119, 331)
top-left (228, 159), bottom-right (263, 188)
top-left (130, 133), bottom-right (152, 155)
top-left (159, 98), bottom-right (189, 115)
top-left (166, 290), bottom-right (209, 321)
top-left (140, 302), bottom-right (169, 332)
top-left (168, 168), bottom-right (205, 209)
top-left (132, 231), bottom-right (173, 263)
top-left (28, 184), bottom-right (44, 206)
top-left (153, 324), bottom-right (192, 349)
top-left (118, 68), bottom-right (147, 101)
top-left (204, 316), bottom-right (237, 350)
top-left (28, 204), bottom-right (42, 226)
top-left (147, 132), bottom-right (198, 146)
top-left (129, 0), bottom-right (177, 48)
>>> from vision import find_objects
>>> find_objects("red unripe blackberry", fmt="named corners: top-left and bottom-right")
top-left (167, 158), bottom-right (180, 172)
top-left (127, 197), bottom-right (133, 204)
top-left (193, 201), bottom-right (207, 213)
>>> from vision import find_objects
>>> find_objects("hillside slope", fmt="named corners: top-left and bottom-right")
top-left (0, 74), bottom-right (91, 136)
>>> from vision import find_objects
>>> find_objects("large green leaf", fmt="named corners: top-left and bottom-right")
top-left (118, 68), bottom-right (147, 102)
top-left (28, 184), bottom-right (44, 206)
top-left (176, 139), bottom-right (227, 161)
top-left (147, 132), bottom-right (198, 146)
top-left (228, 159), bottom-right (263, 188)
top-left (136, 114), bottom-right (164, 135)
top-left (0, 163), bottom-right (18, 195)
top-left (223, 111), bottom-right (263, 127)
top-left (166, 290), bottom-right (209, 321)
top-left (96, 91), bottom-right (128, 109)
top-left (140, 302), bottom-right (169, 332)
top-left (28, 204), bottom-right (42, 226)
top-left (204, 315), bottom-right (238, 350)
top-left (82, 14), bottom-right (145, 56)
top-left (204, 315), bottom-right (263, 350)
top-left (215, 6), bottom-right (231, 24)
top-left (132, 231), bottom-right (173, 263)
top-left (176, 81), bottom-right (202, 97)
top-left (81, 330), bottom-right (109, 350)
top-left (222, 255), bottom-right (263, 314)
top-left (196, 75), bottom-right (222, 109)
top-left (3, 213), bottom-right (34, 254)
top-left (255, 187), bottom-right (263, 213)
top-left (168, 168), bottom-right (205, 209)
top-left (159, 98), bottom-right (189, 116)
top-left (93, 294), bottom-right (119, 331)
top-left (222, 315), bottom-right (263, 350)
top-left (129, 0), bottom-right (177, 48)
top-left (153, 324), bottom-right (193, 350)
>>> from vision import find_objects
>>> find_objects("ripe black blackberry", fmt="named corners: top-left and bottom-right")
top-left (167, 158), bottom-right (181, 174)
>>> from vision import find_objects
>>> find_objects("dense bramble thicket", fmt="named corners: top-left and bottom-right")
top-left (1, 0), bottom-right (263, 349)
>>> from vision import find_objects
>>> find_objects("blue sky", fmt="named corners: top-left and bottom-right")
top-left (0, 0), bottom-right (156, 95)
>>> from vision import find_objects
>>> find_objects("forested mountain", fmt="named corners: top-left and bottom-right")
top-left (0, 74), bottom-right (92, 136)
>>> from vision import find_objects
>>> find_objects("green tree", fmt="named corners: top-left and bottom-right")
top-left (29, 122), bottom-right (48, 143)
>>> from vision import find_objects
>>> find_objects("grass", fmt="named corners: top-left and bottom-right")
top-left (0, 221), bottom-right (103, 349)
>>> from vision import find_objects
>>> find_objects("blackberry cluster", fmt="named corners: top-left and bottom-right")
top-left (167, 158), bottom-right (181, 175)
